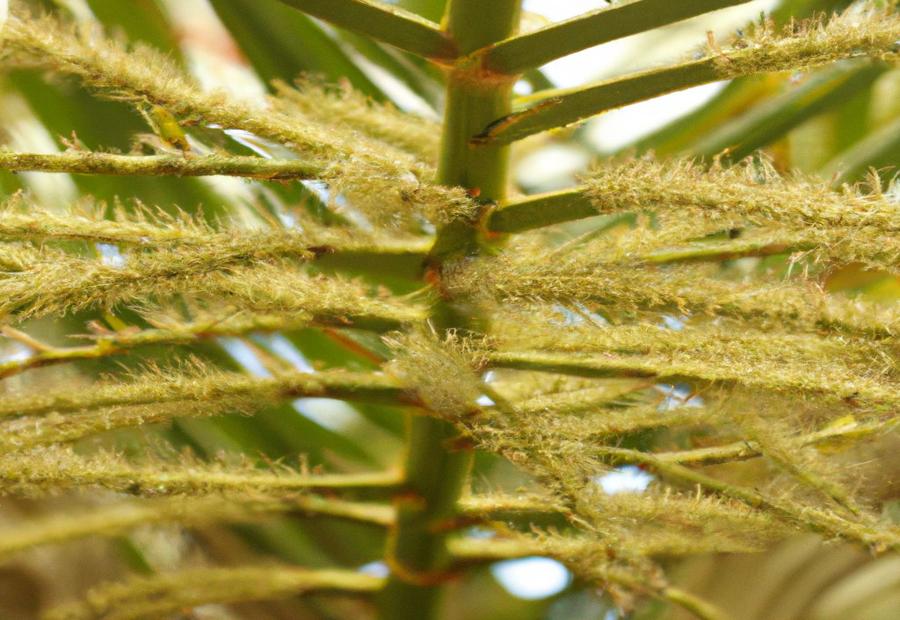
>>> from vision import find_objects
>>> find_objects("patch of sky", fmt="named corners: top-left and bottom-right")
top-left (656, 383), bottom-right (705, 410)
top-left (357, 561), bottom-right (389, 578)
top-left (551, 303), bottom-right (608, 327)
top-left (491, 557), bottom-right (572, 600)
top-left (594, 465), bottom-right (654, 495)
top-left (660, 315), bottom-right (687, 331)
top-left (96, 243), bottom-right (125, 268)
top-left (465, 527), bottom-right (497, 540)
top-left (0, 341), bottom-right (32, 363)
top-left (223, 128), bottom-right (297, 159)
top-left (253, 333), bottom-right (315, 373)
top-left (476, 394), bottom-right (496, 406)
top-left (292, 398), bottom-right (363, 433)
top-left (217, 337), bottom-right (271, 377)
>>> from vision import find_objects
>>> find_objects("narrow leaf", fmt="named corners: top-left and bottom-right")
top-left (274, 0), bottom-right (456, 60)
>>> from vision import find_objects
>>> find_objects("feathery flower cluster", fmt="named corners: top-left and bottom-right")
top-left (44, 566), bottom-right (384, 620)
top-left (713, 3), bottom-right (900, 77)
top-left (271, 79), bottom-right (441, 164)
top-left (0, 200), bottom-right (431, 325)
top-left (582, 157), bottom-right (900, 271)
top-left (0, 10), bottom-right (475, 227)
top-left (0, 445), bottom-right (401, 498)
top-left (448, 254), bottom-right (900, 337)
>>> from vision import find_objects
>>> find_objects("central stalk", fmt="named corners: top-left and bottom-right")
top-left (378, 2), bottom-right (522, 619)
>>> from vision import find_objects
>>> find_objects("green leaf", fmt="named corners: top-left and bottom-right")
top-left (209, 0), bottom-right (390, 100)
top-left (85, 0), bottom-right (183, 57)
top-left (336, 31), bottom-right (445, 108)
top-left (820, 114), bottom-right (900, 185)
top-left (690, 61), bottom-right (885, 161)
top-left (273, 0), bottom-right (456, 59)
top-left (396, 0), bottom-right (447, 22)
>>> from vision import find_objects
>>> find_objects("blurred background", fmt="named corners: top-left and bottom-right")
top-left (0, 0), bottom-right (897, 618)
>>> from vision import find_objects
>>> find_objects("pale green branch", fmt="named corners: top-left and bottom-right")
top-left (486, 350), bottom-right (899, 408)
top-left (653, 417), bottom-right (899, 466)
top-left (45, 566), bottom-right (385, 620)
top-left (275, 0), bottom-right (456, 59)
top-left (0, 367), bottom-right (411, 420)
top-left (638, 237), bottom-right (812, 264)
top-left (0, 446), bottom-right (403, 497)
top-left (0, 495), bottom-right (393, 562)
top-left (0, 151), bottom-right (324, 179)
top-left (0, 366), bottom-right (417, 450)
top-left (0, 250), bottom-right (429, 325)
top-left (599, 446), bottom-right (900, 552)
top-left (487, 188), bottom-right (597, 233)
top-left (481, 0), bottom-right (753, 75)
top-left (0, 310), bottom-right (379, 380)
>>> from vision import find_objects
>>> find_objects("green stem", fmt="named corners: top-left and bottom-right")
top-left (476, 58), bottom-right (724, 145)
top-left (0, 452), bottom-right (403, 496)
top-left (652, 417), bottom-right (897, 466)
top-left (379, 3), bottom-right (522, 619)
top-left (488, 187), bottom-right (597, 233)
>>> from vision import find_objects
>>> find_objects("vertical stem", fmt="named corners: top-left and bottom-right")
top-left (378, 2), bottom-right (521, 619)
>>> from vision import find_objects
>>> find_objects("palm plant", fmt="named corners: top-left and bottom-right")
top-left (0, 0), bottom-right (897, 618)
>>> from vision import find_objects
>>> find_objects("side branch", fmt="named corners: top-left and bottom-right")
top-left (275, 0), bottom-right (456, 60)
top-left (487, 188), bottom-right (598, 233)
top-left (486, 350), bottom-right (898, 408)
top-left (0, 311), bottom-right (373, 380)
top-left (0, 367), bottom-right (411, 419)
top-left (0, 495), bottom-right (393, 562)
top-left (45, 566), bottom-right (385, 620)
top-left (0, 446), bottom-right (403, 497)
top-left (481, 0), bottom-right (753, 75)
top-left (652, 417), bottom-right (898, 466)
top-left (0, 152), bottom-right (324, 180)
top-left (599, 446), bottom-right (900, 552)
top-left (486, 157), bottom-right (898, 271)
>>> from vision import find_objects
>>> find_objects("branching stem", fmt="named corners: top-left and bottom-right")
top-left (380, 3), bottom-right (522, 619)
